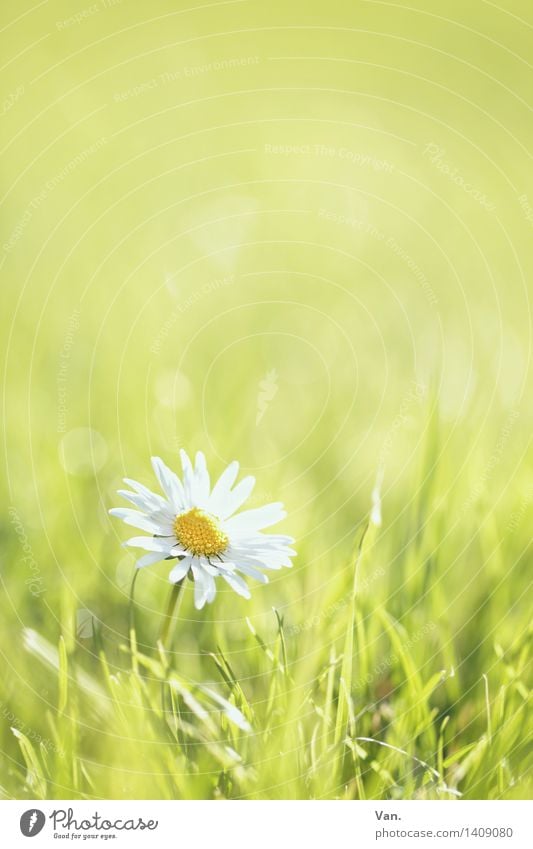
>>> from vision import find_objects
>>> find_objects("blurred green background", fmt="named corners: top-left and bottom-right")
top-left (0, 0), bottom-right (531, 800)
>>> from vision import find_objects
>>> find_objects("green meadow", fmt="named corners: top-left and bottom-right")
top-left (1, 0), bottom-right (531, 800)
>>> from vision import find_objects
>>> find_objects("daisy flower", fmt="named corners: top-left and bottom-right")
top-left (109, 451), bottom-right (295, 609)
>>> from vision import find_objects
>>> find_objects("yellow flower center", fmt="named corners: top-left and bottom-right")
top-left (173, 507), bottom-right (228, 557)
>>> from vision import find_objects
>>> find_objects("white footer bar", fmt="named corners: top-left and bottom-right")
top-left (2, 800), bottom-right (531, 848)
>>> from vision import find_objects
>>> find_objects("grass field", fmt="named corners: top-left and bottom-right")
top-left (1, 0), bottom-right (532, 801)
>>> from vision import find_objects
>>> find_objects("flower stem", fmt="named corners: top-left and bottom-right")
top-left (128, 568), bottom-right (140, 670)
top-left (159, 579), bottom-right (185, 651)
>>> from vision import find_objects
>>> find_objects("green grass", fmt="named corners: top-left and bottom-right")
top-left (1, 0), bottom-right (532, 802)
top-left (1, 409), bottom-right (531, 800)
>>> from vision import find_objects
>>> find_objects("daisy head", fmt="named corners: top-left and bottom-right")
top-left (109, 451), bottom-right (295, 609)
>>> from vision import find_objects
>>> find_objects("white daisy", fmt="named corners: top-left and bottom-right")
top-left (109, 450), bottom-right (295, 609)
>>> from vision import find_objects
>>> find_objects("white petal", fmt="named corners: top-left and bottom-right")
top-left (192, 563), bottom-right (216, 609)
top-left (151, 456), bottom-right (185, 509)
top-left (222, 572), bottom-right (251, 599)
top-left (116, 489), bottom-right (157, 511)
top-left (109, 508), bottom-right (173, 535)
top-left (180, 449), bottom-right (195, 503)
top-left (208, 460), bottom-right (239, 514)
top-left (169, 557), bottom-right (192, 583)
top-left (219, 476), bottom-right (256, 519)
top-left (136, 551), bottom-right (165, 569)
top-left (206, 573), bottom-right (217, 603)
top-left (256, 534), bottom-right (295, 546)
top-left (230, 535), bottom-right (296, 554)
top-left (195, 557), bottom-right (221, 577)
top-left (227, 548), bottom-right (291, 570)
top-left (210, 558), bottom-right (236, 573)
top-left (230, 555), bottom-right (278, 570)
top-left (117, 491), bottom-right (176, 522)
top-left (231, 543), bottom-right (297, 559)
top-left (193, 451), bottom-right (210, 506)
top-left (234, 561), bottom-right (269, 584)
top-left (124, 536), bottom-right (175, 553)
top-left (169, 544), bottom-right (189, 556)
top-left (225, 503), bottom-right (286, 534)
top-left (122, 478), bottom-right (169, 511)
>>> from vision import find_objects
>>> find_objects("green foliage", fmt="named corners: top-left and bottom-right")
top-left (1, 427), bottom-right (530, 799)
